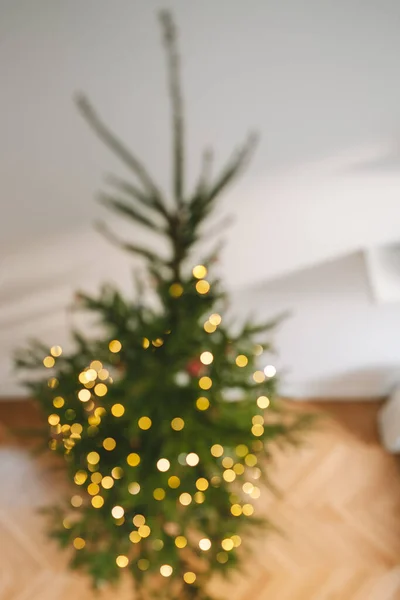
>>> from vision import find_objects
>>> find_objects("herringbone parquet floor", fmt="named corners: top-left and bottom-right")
top-left (1, 401), bottom-right (400, 600)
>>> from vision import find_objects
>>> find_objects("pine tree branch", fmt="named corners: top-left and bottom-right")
top-left (98, 193), bottom-right (164, 233)
top-left (95, 220), bottom-right (166, 265)
top-left (160, 10), bottom-right (185, 207)
top-left (106, 174), bottom-right (171, 219)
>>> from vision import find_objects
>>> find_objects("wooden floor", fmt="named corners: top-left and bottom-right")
top-left (1, 401), bottom-right (400, 600)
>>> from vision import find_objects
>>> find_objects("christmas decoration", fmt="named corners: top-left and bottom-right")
top-left (16, 11), bottom-right (310, 600)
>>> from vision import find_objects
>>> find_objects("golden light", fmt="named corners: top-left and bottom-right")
top-left (91, 472), bottom-right (102, 484)
top-left (63, 518), bottom-right (71, 529)
top-left (133, 514), bottom-right (146, 527)
top-left (111, 506), bottom-right (124, 519)
top-left (111, 403), bottom-right (125, 417)
top-left (157, 458), bottom-right (170, 472)
top-left (204, 321), bottom-right (217, 333)
top-left (128, 482), bottom-right (141, 495)
top-left (257, 395), bottom-right (270, 409)
top-left (98, 368), bottom-right (109, 380)
top-left (103, 437), bottom-right (116, 451)
top-left (43, 356), bottom-right (55, 368)
top-left (116, 555), bottom-right (129, 568)
top-left (196, 397), bottom-right (210, 411)
top-left (175, 535), bottom-right (187, 549)
top-left (196, 280), bottom-right (210, 294)
top-left (138, 416), bottom-right (152, 430)
top-left (183, 572), bottom-right (196, 584)
top-left (127, 453), bottom-right (141, 467)
top-left (74, 470), bottom-right (87, 485)
top-left (245, 454), bottom-right (258, 467)
top-left (235, 444), bottom-right (249, 458)
top-left (153, 488), bottom-right (166, 501)
top-left (235, 354), bottom-right (248, 367)
top-left (264, 364), bottom-right (277, 378)
top-left (50, 345), bottom-right (62, 357)
top-left (87, 451), bottom-right (100, 465)
top-left (221, 538), bottom-right (234, 551)
top-left (251, 424), bottom-right (264, 437)
top-left (199, 538), bottom-right (211, 551)
top-left (142, 337), bottom-right (150, 349)
top-left (48, 414), bottom-right (60, 426)
top-left (91, 495), bottom-right (104, 508)
top-left (94, 383), bottom-right (107, 397)
top-left (86, 368), bottom-right (97, 382)
top-left (250, 486), bottom-right (261, 499)
top-left (231, 535), bottom-right (242, 547)
top-left (243, 503), bottom-right (254, 516)
top-left (171, 417), bottom-right (185, 431)
top-left (78, 389), bottom-right (91, 402)
top-left (209, 313), bottom-right (222, 326)
top-left (243, 482), bottom-right (254, 494)
top-left (79, 371), bottom-right (89, 384)
top-left (101, 476), bottom-right (114, 489)
top-left (70, 423), bottom-right (82, 435)
top-left (210, 475), bottom-right (221, 486)
top-left (231, 504), bottom-right (242, 516)
top-left (160, 565), bottom-right (173, 578)
top-left (223, 469), bottom-right (236, 482)
top-left (186, 453), bottom-right (200, 466)
top-left (252, 415), bottom-right (264, 425)
top-left (200, 351), bottom-right (214, 365)
top-left (152, 539), bottom-right (164, 551)
top-left (129, 531), bottom-right (141, 544)
top-left (138, 559), bottom-right (150, 571)
top-left (210, 444), bottom-right (224, 457)
top-left (192, 264), bottom-right (207, 279)
top-left (168, 476), bottom-right (181, 489)
top-left (194, 491), bottom-right (205, 503)
top-left (152, 338), bottom-right (164, 347)
top-left (87, 483), bottom-right (100, 496)
top-left (138, 525), bottom-right (151, 538)
top-left (222, 456), bottom-right (234, 469)
top-left (111, 467), bottom-right (124, 479)
top-left (252, 467), bottom-right (262, 480)
top-left (253, 370), bottom-right (266, 383)
top-left (73, 537), bottom-right (85, 550)
top-left (52, 396), bottom-right (64, 408)
top-left (109, 339), bottom-right (122, 353)
top-left (169, 283), bottom-right (184, 297)
top-left (217, 552), bottom-right (228, 564)
top-left (199, 376), bottom-right (212, 390)
top-left (179, 493), bottom-right (192, 506)
top-left (71, 494), bottom-right (82, 507)
top-left (196, 478), bottom-right (209, 491)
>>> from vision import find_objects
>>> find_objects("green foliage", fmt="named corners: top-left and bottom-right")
top-left (15, 10), bottom-right (310, 600)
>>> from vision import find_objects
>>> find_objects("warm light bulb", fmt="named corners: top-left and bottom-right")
top-left (231, 504), bottom-right (242, 516)
top-left (199, 376), bottom-right (212, 390)
top-left (196, 280), bottom-right (210, 294)
top-left (78, 389), bottom-right (91, 402)
top-left (157, 458), bottom-right (170, 472)
top-left (179, 493), bottom-right (192, 506)
top-left (94, 383), bottom-right (107, 397)
top-left (175, 535), bottom-right (187, 548)
top-left (171, 417), bottom-right (185, 431)
top-left (264, 364), bottom-right (277, 378)
top-left (183, 572), bottom-right (196, 584)
top-left (200, 351), bottom-right (213, 365)
top-left (111, 506), bottom-right (124, 519)
top-left (116, 555), bottom-right (129, 568)
top-left (192, 265), bottom-right (207, 279)
top-left (127, 453), bottom-right (141, 467)
top-left (109, 339), bottom-right (122, 353)
top-left (210, 444), bottom-right (224, 457)
top-left (103, 437), bottom-right (116, 451)
top-left (235, 354), bottom-right (248, 367)
top-left (257, 395), bottom-right (270, 409)
top-left (168, 476), bottom-right (181, 489)
top-left (195, 478), bottom-right (209, 491)
top-left (101, 476), bottom-right (114, 489)
top-left (160, 565), bottom-right (173, 578)
top-left (91, 495), bottom-right (104, 508)
top-left (50, 345), bottom-right (62, 357)
top-left (221, 538), bottom-right (234, 551)
top-left (111, 403), bottom-right (125, 417)
top-left (73, 537), bottom-right (85, 550)
top-left (138, 416), bottom-right (152, 430)
top-left (43, 356), bottom-right (55, 368)
top-left (186, 453), bottom-right (200, 466)
top-left (196, 397), bottom-right (210, 411)
top-left (128, 482), bottom-right (141, 495)
top-left (199, 538), bottom-right (211, 551)
top-left (87, 451), bottom-right (100, 465)
top-left (153, 488), bottom-right (166, 501)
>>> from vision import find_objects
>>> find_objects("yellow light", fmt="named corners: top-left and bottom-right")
top-left (116, 555), bottom-right (129, 568)
top-left (243, 503), bottom-right (254, 516)
top-left (209, 313), bottom-right (222, 326)
top-left (153, 488), bottom-right (166, 501)
top-left (91, 472), bottom-right (102, 484)
top-left (223, 469), bottom-right (236, 483)
top-left (252, 467), bottom-right (262, 480)
top-left (222, 456), bottom-right (234, 469)
top-left (128, 482), bottom-right (140, 495)
top-left (129, 531), bottom-right (141, 544)
top-left (231, 504), bottom-right (242, 516)
top-left (253, 344), bottom-right (263, 356)
top-left (111, 506), bottom-right (124, 519)
top-left (71, 495), bottom-right (82, 507)
top-left (48, 414), bottom-right (60, 426)
top-left (251, 424), bottom-right (264, 437)
top-left (235, 354), bottom-right (248, 367)
top-left (73, 537), bottom-right (85, 550)
top-left (103, 437), bottom-right (116, 451)
top-left (138, 559), bottom-right (150, 571)
top-left (138, 525), bottom-right (151, 538)
top-left (70, 423), bottom-right (82, 435)
top-left (196, 478), bottom-right (209, 491)
top-left (98, 368), bottom-right (109, 380)
top-left (94, 383), bottom-right (107, 397)
top-left (111, 467), bottom-right (124, 479)
top-left (250, 487), bottom-right (261, 499)
top-left (245, 454), bottom-right (258, 467)
top-left (186, 453), bottom-right (200, 466)
top-left (169, 283), bottom-right (184, 297)
top-left (111, 403), bottom-right (125, 417)
top-left (211, 444), bottom-right (224, 457)
top-left (204, 321), bottom-right (217, 333)
top-left (109, 339), bottom-right (122, 353)
top-left (257, 395), bottom-right (270, 409)
top-left (43, 356), bottom-right (55, 368)
top-left (52, 396), bottom-right (65, 408)
top-left (91, 495), bottom-right (104, 508)
top-left (86, 368), bottom-right (97, 382)
top-left (175, 535), bottom-right (187, 548)
top-left (142, 337), bottom-right (150, 349)
top-left (196, 280), bottom-right (210, 294)
top-left (101, 476), bottom-right (114, 489)
top-left (79, 371), bottom-right (89, 384)
top-left (63, 518), bottom-right (72, 529)
top-left (138, 416), bottom-right (152, 430)
top-left (157, 458), bottom-right (170, 472)
top-left (95, 407), bottom-right (106, 417)
top-left (87, 451), bottom-right (100, 465)
top-left (179, 493), bottom-right (192, 506)
top-left (74, 470), bottom-right (87, 485)
top-left (253, 370), bottom-right (265, 383)
top-left (200, 351), bottom-right (214, 365)
top-left (133, 514), bottom-right (146, 527)
top-left (199, 538), bottom-right (211, 551)
top-left (192, 265), bottom-right (207, 279)
top-left (196, 397), bottom-right (210, 411)
top-left (264, 364), bottom-right (277, 378)
top-left (87, 483), bottom-right (100, 496)
top-left (199, 376), bottom-right (212, 390)
top-left (88, 415), bottom-right (101, 426)
top-left (231, 535), bottom-right (242, 547)
top-left (90, 360), bottom-right (102, 371)
top-left (152, 338), bottom-right (164, 347)
top-left (252, 415), bottom-right (264, 425)
top-left (243, 482), bottom-right (254, 494)
top-left (210, 475), bottom-right (221, 487)
top-left (160, 565), bottom-right (173, 578)
top-left (168, 476), bottom-right (181, 489)
top-left (152, 539), bottom-right (164, 551)
top-left (50, 345), bottom-right (63, 357)
top-left (235, 444), bottom-right (249, 458)
top-left (171, 417), bottom-right (185, 431)
top-left (78, 389), bottom-right (91, 402)
top-left (194, 491), bottom-right (205, 503)
top-left (217, 552), bottom-right (228, 564)
top-left (183, 572), bottom-right (196, 584)
top-left (127, 453), bottom-right (141, 467)
top-left (221, 538), bottom-right (234, 551)
top-left (47, 377), bottom-right (59, 389)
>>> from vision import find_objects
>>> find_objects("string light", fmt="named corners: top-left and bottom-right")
top-left (231, 504), bottom-right (242, 516)
top-left (211, 444), bottom-right (224, 457)
top-left (217, 552), bottom-right (228, 564)
top-left (168, 476), bottom-right (180, 488)
top-left (157, 458), bottom-right (170, 472)
top-left (196, 478), bottom-right (209, 491)
top-left (221, 538), bottom-right (234, 551)
top-left (199, 538), bottom-right (211, 551)
top-left (223, 469), bottom-right (236, 482)
top-left (204, 321), bottom-right (217, 333)
top-left (243, 482), bottom-right (254, 494)
top-left (129, 531), bottom-right (141, 544)
top-left (252, 467), bottom-right (262, 480)
top-left (138, 559), bottom-right (150, 571)
top-left (245, 454), bottom-right (257, 467)
top-left (127, 453), bottom-right (141, 467)
top-left (111, 403), bottom-right (125, 417)
top-left (250, 487), bottom-right (261, 499)
top-left (87, 452), bottom-right (100, 465)
top-left (50, 345), bottom-right (63, 357)
top-left (63, 518), bottom-right (72, 529)
top-left (91, 495), bottom-right (104, 508)
top-left (53, 396), bottom-right (64, 408)
top-left (109, 340), bottom-right (122, 353)
top-left (169, 283), bottom-right (184, 297)
top-left (103, 437), bottom-right (116, 451)
top-left (199, 376), bottom-right (212, 390)
top-left (142, 337), bottom-right (150, 349)
top-left (233, 463), bottom-right (245, 475)
top-left (74, 471), bottom-right (87, 485)
top-left (175, 535), bottom-right (187, 548)
top-left (152, 338), bottom-right (164, 347)
top-left (138, 525), bottom-right (151, 538)
top-left (78, 389), bottom-right (91, 402)
top-left (111, 467), bottom-right (124, 479)
top-left (194, 491), bottom-right (205, 503)
top-left (171, 417), bottom-right (185, 431)
top-left (186, 453), bottom-right (200, 466)
top-left (243, 504), bottom-right (254, 516)
top-left (179, 493), bottom-right (192, 506)
top-left (257, 395), bottom-right (270, 409)
top-left (43, 356), bottom-right (55, 368)
top-left (87, 483), bottom-right (100, 495)
top-left (264, 365), bottom-right (277, 378)
top-left (222, 457), bottom-right (234, 469)
top-left (196, 397), bottom-right (210, 411)
top-left (111, 506), bottom-right (124, 519)
top-left (232, 535), bottom-right (242, 547)
top-left (48, 414), bottom-right (60, 426)
top-left (253, 370), bottom-right (266, 383)
top-left (209, 313), bottom-right (222, 326)
top-left (252, 415), bottom-right (264, 425)
top-left (153, 488), bottom-right (166, 500)
top-left (138, 416), bottom-right (152, 430)
top-left (94, 383), bottom-right (107, 397)
top-left (116, 555), bottom-right (129, 568)
top-left (73, 537), bottom-right (85, 550)
top-left (235, 355), bottom-right (248, 367)
top-left (196, 280), bottom-right (210, 294)
top-left (183, 572), bottom-right (196, 584)
top-left (91, 472), bottom-right (102, 484)
top-left (152, 539), bottom-right (164, 551)
top-left (235, 444), bottom-right (248, 458)
top-left (253, 344), bottom-right (263, 356)
top-left (47, 378), bottom-right (59, 389)
top-left (128, 482), bottom-right (141, 495)
top-left (251, 424), bottom-right (264, 437)
top-left (200, 351), bottom-right (213, 365)
top-left (192, 265), bottom-right (207, 279)
top-left (71, 423), bottom-right (83, 434)
top-left (160, 565), bottom-right (173, 577)
top-left (101, 476), bottom-right (114, 489)
top-left (98, 368), bottom-right (109, 380)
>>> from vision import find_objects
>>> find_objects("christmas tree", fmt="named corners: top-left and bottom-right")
top-left (16, 11), bottom-right (309, 600)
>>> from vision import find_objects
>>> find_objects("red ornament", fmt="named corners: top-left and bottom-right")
top-left (186, 358), bottom-right (203, 377)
